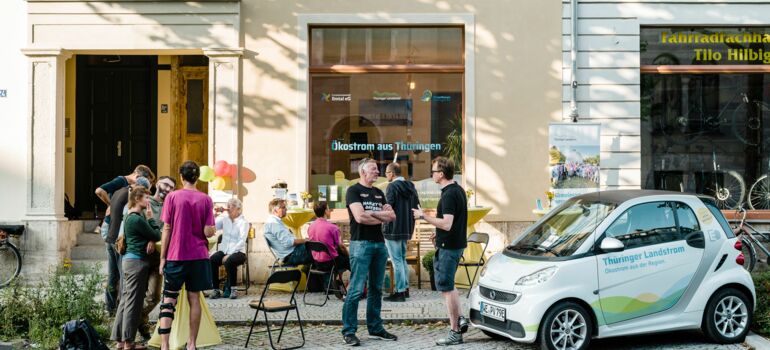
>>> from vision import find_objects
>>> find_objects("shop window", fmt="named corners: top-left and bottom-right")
top-left (641, 27), bottom-right (770, 210)
top-left (604, 202), bottom-right (678, 250)
top-left (309, 26), bottom-right (464, 209)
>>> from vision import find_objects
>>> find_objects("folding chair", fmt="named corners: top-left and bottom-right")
top-left (303, 241), bottom-right (347, 306)
top-left (458, 232), bottom-right (489, 298)
top-left (264, 235), bottom-right (298, 275)
top-left (245, 269), bottom-right (305, 350)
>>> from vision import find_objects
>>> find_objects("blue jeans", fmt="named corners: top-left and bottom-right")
top-left (384, 239), bottom-right (408, 293)
top-left (105, 243), bottom-right (123, 313)
top-left (341, 241), bottom-right (388, 336)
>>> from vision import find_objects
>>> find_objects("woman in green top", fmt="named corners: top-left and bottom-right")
top-left (111, 186), bottom-right (161, 350)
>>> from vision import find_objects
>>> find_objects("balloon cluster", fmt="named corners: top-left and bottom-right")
top-left (199, 160), bottom-right (237, 191)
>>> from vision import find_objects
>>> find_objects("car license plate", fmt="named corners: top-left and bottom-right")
top-left (480, 302), bottom-right (506, 321)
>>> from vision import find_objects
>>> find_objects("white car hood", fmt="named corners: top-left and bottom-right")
top-left (479, 253), bottom-right (554, 292)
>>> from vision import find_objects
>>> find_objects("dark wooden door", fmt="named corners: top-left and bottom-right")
top-left (75, 55), bottom-right (157, 217)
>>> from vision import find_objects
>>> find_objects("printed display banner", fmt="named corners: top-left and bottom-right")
top-left (549, 123), bottom-right (601, 207)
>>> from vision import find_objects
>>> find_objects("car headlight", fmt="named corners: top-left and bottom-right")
top-left (515, 266), bottom-right (558, 286)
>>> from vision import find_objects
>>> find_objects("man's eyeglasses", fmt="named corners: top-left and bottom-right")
top-left (431, 170), bottom-right (442, 174)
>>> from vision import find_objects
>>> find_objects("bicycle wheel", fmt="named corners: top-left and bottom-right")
top-left (710, 170), bottom-right (746, 210)
top-left (731, 100), bottom-right (768, 147)
top-left (749, 174), bottom-right (770, 210)
top-left (0, 242), bottom-right (21, 288)
top-left (740, 237), bottom-right (756, 272)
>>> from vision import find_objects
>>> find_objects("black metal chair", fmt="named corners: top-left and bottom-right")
top-left (264, 235), bottom-right (299, 275)
top-left (302, 241), bottom-right (347, 306)
top-left (245, 269), bottom-right (305, 350)
top-left (458, 232), bottom-right (489, 297)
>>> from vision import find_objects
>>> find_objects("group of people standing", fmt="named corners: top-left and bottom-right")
top-left (340, 156), bottom-right (470, 347)
top-left (263, 156), bottom-right (469, 346)
top-left (97, 161), bottom-right (247, 350)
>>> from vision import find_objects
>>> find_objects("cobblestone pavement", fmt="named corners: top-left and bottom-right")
top-left (202, 323), bottom-right (748, 350)
top-left (151, 288), bottom-right (468, 323)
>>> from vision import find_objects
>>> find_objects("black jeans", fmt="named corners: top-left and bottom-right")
top-left (105, 243), bottom-right (123, 313)
top-left (209, 251), bottom-right (247, 290)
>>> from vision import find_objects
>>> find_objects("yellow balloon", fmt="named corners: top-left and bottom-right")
top-left (211, 176), bottom-right (227, 191)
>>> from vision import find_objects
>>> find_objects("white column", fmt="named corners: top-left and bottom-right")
top-left (21, 48), bottom-right (70, 221)
top-left (20, 48), bottom-right (72, 279)
top-left (203, 48), bottom-right (243, 194)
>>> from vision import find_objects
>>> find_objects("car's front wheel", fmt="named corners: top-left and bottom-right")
top-left (703, 288), bottom-right (752, 344)
top-left (539, 301), bottom-right (593, 350)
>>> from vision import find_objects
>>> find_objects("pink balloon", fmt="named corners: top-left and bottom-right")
top-left (214, 160), bottom-right (230, 177)
top-left (227, 164), bottom-right (238, 178)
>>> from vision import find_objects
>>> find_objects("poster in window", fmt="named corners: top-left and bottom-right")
top-left (549, 123), bottom-right (601, 207)
top-left (358, 99), bottom-right (413, 126)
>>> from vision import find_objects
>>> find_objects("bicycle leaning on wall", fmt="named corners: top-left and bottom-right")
top-left (731, 207), bottom-right (770, 272)
top-left (0, 225), bottom-right (24, 288)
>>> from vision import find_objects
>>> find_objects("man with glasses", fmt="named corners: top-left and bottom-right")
top-left (137, 175), bottom-right (176, 342)
top-left (342, 158), bottom-right (398, 346)
top-left (412, 156), bottom-right (469, 346)
top-left (264, 198), bottom-right (312, 265)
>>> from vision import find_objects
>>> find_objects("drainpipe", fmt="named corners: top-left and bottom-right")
top-left (569, 0), bottom-right (579, 123)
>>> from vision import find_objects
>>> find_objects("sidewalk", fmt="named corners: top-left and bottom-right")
top-left (150, 287), bottom-right (466, 324)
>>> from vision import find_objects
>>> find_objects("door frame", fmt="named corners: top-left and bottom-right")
top-left (74, 55), bottom-right (157, 216)
top-left (171, 60), bottom-right (209, 190)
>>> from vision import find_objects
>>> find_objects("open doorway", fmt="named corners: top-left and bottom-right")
top-left (70, 55), bottom-right (210, 218)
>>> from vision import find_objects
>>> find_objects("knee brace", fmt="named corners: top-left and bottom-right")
top-left (157, 302), bottom-right (176, 334)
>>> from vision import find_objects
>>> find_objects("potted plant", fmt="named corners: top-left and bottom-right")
top-left (422, 250), bottom-right (437, 291)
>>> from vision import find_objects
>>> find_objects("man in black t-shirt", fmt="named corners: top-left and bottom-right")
top-left (341, 158), bottom-right (398, 346)
top-left (412, 157), bottom-right (468, 346)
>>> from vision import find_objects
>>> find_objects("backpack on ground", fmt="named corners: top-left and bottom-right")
top-left (59, 319), bottom-right (109, 350)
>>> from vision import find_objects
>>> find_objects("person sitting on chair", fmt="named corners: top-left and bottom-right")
top-left (308, 201), bottom-right (349, 294)
top-left (264, 198), bottom-right (313, 265)
top-left (209, 198), bottom-right (249, 300)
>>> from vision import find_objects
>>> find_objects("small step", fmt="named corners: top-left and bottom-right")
top-left (71, 245), bottom-right (107, 261)
top-left (82, 220), bottom-right (101, 233)
top-left (70, 259), bottom-right (108, 275)
top-left (77, 232), bottom-right (105, 247)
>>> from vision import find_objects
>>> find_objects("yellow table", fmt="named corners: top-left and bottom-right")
top-left (282, 209), bottom-right (315, 238)
top-left (455, 206), bottom-right (492, 288)
top-left (148, 235), bottom-right (222, 349)
top-left (532, 208), bottom-right (552, 218)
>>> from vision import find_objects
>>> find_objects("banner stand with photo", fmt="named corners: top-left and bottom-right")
top-left (548, 123), bottom-right (601, 208)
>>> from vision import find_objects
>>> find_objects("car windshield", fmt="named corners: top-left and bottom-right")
top-left (507, 198), bottom-right (617, 257)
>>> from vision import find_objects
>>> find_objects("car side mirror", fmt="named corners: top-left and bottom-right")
top-left (600, 237), bottom-right (625, 253)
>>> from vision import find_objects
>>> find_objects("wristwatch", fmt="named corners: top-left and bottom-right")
top-left (419, 214), bottom-right (425, 220)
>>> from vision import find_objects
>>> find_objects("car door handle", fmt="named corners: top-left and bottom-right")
top-left (685, 231), bottom-right (705, 249)
top-left (117, 141), bottom-right (122, 157)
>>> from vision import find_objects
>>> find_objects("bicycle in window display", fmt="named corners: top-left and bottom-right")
top-left (646, 150), bottom-right (745, 210)
top-left (657, 91), bottom-right (770, 147)
top-left (748, 158), bottom-right (770, 210)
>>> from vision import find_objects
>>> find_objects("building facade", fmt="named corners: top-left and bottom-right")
top-left (5, 0), bottom-right (767, 281)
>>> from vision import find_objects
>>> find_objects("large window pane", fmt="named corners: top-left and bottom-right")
top-left (309, 73), bottom-right (463, 208)
top-left (310, 27), bottom-right (463, 65)
top-left (641, 72), bottom-right (770, 209)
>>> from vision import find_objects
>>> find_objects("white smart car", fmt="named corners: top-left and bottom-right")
top-left (469, 190), bottom-right (755, 350)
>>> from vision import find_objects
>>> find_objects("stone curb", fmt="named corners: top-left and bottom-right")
top-left (746, 332), bottom-right (770, 350)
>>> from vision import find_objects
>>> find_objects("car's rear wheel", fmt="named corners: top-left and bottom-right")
top-left (481, 329), bottom-right (508, 340)
top-left (539, 301), bottom-right (592, 350)
top-left (703, 288), bottom-right (752, 344)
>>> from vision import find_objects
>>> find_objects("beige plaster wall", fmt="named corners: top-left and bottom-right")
top-left (157, 56), bottom-right (173, 179)
top-left (241, 0), bottom-right (562, 223)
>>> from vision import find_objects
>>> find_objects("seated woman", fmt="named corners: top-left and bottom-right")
top-left (307, 201), bottom-right (350, 277)
top-left (111, 186), bottom-right (161, 350)
top-left (209, 198), bottom-right (249, 299)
